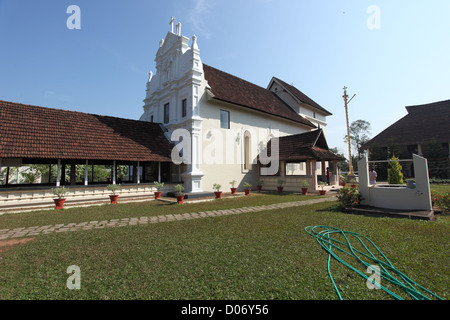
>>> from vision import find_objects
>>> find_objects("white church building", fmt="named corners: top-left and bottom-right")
top-left (0, 18), bottom-right (343, 203)
top-left (139, 18), bottom-right (341, 193)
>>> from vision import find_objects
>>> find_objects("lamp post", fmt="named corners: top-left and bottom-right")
top-left (343, 86), bottom-right (356, 176)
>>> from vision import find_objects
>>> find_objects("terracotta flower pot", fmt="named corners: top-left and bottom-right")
top-left (54, 198), bottom-right (66, 209)
top-left (154, 191), bottom-right (162, 199)
top-left (110, 195), bottom-right (119, 204)
top-left (176, 195), bottom-right (184, 204)
top-left (319, 190), bottom-right (326, 195)
top-left (301, 188), bottom-right (308, 195)
top-left (277, 186), bottom-right (283, 192)
top-left (244, 189), bottom-right (251, 196)
top-left (214, 191), bottom-right (222, 199)
top-left (230, 188), bottom-right (237, 195)
top-left (257, 185), bottom-right (262, 192)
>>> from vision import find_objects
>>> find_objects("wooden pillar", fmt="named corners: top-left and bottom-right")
top-left (61, 163), bottom-right (66, 185)
top-left (133, 162), bottom-right (137, 183)
top-left (56, 159), bottom-right (61, 187)
top-left (280, 160), bottom-right (286, 180)
top-left (70, 161), bottom-right (76, 186)
top-left (84, 160), bottom-right (89, 186)
top-left (321, 160), bottom-right (326, 179)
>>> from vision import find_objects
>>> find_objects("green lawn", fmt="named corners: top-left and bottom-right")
top-left (0, 190), bottom-right (449, 300)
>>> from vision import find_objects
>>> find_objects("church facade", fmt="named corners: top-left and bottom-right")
top-left (139, 19), bottom-right (335, 193)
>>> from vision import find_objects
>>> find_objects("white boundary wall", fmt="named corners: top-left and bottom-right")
top-left (358, 154), bottom-right (432, 211)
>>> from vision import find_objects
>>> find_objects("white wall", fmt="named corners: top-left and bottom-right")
top-left (358, 154), bottom-right (432, 210)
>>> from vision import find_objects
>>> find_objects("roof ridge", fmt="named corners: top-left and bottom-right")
top-left (0, 100), bottom-right (154, 124)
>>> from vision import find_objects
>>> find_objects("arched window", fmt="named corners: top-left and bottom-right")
top-left (244, 131), bottom-right (251, 170)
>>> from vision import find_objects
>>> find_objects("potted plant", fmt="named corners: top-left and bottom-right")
top-left (229, 180), bottom-right (237, 195)
top-left (277, 179), bottom-right (284, 192)
top-left (153, 181), bottom-right (164, 199)
top-left (256, 179), bottom-right (264, 192)
top-left (406, 179), bottom-right (416, 189)
top-left (107, 184), bottom-right (121, 204)
top-left (349, 177), bottom-right (357, 188)
top-left (301, 180), bottom-right (309, 195)
top-left (243, 182), bottom-right (252, 196)
top-left (52, 186), bottom-right (68, 209)
top-left (173, 184), bottom-right (185, 204)
top-left (213, 183), bottom-right (222, 199)
top-left (319, 181), bottom-right (327, 195)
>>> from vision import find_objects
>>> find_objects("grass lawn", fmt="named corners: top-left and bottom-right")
top-left (0, 191), bottom-right (449, 300)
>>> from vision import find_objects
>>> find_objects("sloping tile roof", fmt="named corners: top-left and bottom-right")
top-left (0, 100), bottom-right (173, 162)
top-left (271, 77), bottom-right (332, 116)
top-left (263, 129), bottom-right (345, 161)
top-left (362, 99), bottom-right (450, 149)
top-left (203, 64), bottom-right (316, 128)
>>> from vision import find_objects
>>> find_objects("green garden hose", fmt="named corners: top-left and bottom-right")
top-left (304, 225), bottom-right (443, 300)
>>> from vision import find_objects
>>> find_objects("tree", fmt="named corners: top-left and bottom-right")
top-left (344, 120), bottom-right (371, 159)
top-left (388, 155), bottom-right (404, 184)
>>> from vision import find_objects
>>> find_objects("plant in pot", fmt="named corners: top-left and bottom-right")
top-left (277, 179), bottom-right (284, 192)
top-left (153, 181), bottom-right (164, 199)
top-left (243, 182), bottom-right (252, 196)
top-left (406, 178), bottom-right (416, 189)
top-left (173, 184), bottom-right (185, 204)
top-left (349, 177), bottom-right (358, 188)
top-left (318, 181), bottom-right (327, 195)
top-left (229, 180), bottom-right (237, 195)
top-left (52, 186), bottom-right (68, 209)
top-left (213, 183), bottom-right (222, 199)
top-left (107, 184), bottom-right (121, 204)
top-left (256, 179), bottom-right (264, 192)
top-left (301, 180), bottom-right (309, 195)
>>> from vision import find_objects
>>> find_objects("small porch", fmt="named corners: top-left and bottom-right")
top-left (258, 129), bottom-right (345, 192)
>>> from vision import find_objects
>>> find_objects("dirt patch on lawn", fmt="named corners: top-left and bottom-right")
top-left (0, 237), bottom-right (35, 254)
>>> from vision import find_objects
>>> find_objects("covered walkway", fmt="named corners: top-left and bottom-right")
top-left (0, 100), bottom-right (178, 206)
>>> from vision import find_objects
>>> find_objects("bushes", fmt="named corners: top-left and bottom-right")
top-left (431, 191), bottom-right (450, 210)
top-left (337, 186), bottom-right (362, 209)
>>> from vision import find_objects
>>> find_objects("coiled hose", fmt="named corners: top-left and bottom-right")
top-left (304, 225), bottom-right (443, 300)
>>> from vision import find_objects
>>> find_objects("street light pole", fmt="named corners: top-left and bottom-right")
top-left (343, 86), bottom-right (356, 176)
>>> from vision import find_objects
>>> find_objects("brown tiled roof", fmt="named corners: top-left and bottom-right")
top-left (0, 100), bottom-right (173, 162)
top-left (362, 99), bottom-right (450, 149)
top-left (263, 129), bottom-right (345, 161)
top-left (203, 64), bottom-right (316, 128)
top-left (271, 77), bottom-right (332, 116)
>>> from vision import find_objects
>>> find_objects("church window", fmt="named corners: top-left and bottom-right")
top-left (182, 99), bottom-right (187, 118)
top-left (164, 103), bottom-right (170, 123)
top-left (244, 131), bottom-right (252, 170)
top-left (220, 110), bottom-right (230, 129)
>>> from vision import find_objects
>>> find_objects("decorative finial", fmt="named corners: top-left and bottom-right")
top-left (192, 35), bottom-right (198, 50)
top-left (176, 22), bottom-right (182, 36)
top-left (148, 71), bottom-right (153, 82)
top-left (169, 16), bottom-right (175, 33)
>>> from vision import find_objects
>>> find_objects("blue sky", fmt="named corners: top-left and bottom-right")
top-left (1, 0), bottom-right (449, 158)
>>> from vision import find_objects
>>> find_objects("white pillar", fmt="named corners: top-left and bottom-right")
top-left (56, 159), bottom-right (61, 187)
top-left (137, 161), bottom-right (140, 184)
top-left (158, 162), bottom-right (161, 183)
top-left (112, 160), bottom-right (116, 184)
top-left (84, 160), bottom-right (89, 186)
top-left (311, 161), bottom-right (318, 191)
